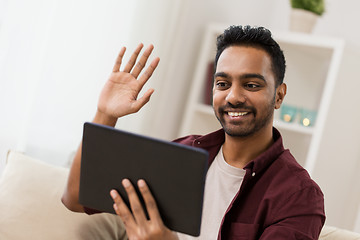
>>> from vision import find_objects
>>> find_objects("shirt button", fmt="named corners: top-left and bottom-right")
top-left (197, 141), bottom-right (201, 145)
top-left (252, 172), bottom-right (256, 177)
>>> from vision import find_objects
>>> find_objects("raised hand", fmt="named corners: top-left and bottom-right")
top-left (110, 179), bottom-right (178, 240)
top-left (61, 45), bottom-right (160, 213)
top-left (97, 44), bottom-right (160, 120)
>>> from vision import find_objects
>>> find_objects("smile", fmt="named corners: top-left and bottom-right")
top-left (227, 112), bottom-right (249, 117)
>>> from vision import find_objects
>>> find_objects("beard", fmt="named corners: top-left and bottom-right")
top-left (214, 96), bottom-right (275, 138)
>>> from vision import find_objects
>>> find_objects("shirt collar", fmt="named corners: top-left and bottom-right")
top-left (194, 128), bottom-right (285, 173)
top-left (243, 128), bottom-right (285, 175)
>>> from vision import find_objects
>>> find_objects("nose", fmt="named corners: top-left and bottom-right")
top-left (225, 85), bottom-right (247, 106)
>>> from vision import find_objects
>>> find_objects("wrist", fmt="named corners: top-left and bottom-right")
top-left (93, 110), bottom-right (118, 127)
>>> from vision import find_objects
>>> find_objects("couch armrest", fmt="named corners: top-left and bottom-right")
top-left (0, 150), bottom-right (127, 240)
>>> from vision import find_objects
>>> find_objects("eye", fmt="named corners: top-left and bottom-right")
top-left (244, 83), bottom-right (261, 90)
top-left (215, 81), bottom-right (230, 89)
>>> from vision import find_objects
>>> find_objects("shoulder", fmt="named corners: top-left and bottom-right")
top-left (264, 151), bottom-right (325, 223)
top-left (172, 134), bottom-right (201, 146)
top-left (172, 129), bottom-right (225, 162)
top-left (266, 150), bottom-right (324, 208)
top-left (277, 150), bottom-right (320, 190)
top-left (172, 129), bottom-right (225, 147)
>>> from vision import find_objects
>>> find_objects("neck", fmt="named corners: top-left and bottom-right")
top-left (222, 124), bottom-right (274, 169)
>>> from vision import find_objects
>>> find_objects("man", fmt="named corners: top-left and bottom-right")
top-left (62, 25), bottom-right (325, 239)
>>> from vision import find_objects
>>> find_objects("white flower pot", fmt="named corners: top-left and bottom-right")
top-left (290, 8), bottom-right (319, 33)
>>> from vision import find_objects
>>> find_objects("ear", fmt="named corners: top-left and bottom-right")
top-left (275, 83), bottom-right (286, 109)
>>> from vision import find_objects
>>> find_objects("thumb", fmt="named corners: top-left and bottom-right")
top-left (131, 88), bottom-right (155, 113)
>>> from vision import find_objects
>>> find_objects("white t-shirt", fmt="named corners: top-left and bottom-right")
top-left (177, 146), bottom-right (246, 240)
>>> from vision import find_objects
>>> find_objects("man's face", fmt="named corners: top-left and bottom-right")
top-left (213, 46), bottom-right (280, 137)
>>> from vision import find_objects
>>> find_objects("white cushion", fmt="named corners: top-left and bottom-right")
top-left (0, 150), bottom-right (127, 240)
top-left (320, 226), bottom-right (360, 240)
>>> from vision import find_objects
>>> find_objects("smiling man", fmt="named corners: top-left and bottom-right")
top-left (62, 25), bottom-right (325, 240)
top-left (211, 45), bottom-right (284, 169)
top-left (214, 46), bottom-right (277, 138)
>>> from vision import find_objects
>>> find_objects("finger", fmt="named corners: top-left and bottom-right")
top-left (123, 43), bottom-right (144, 73)
top-left (130, 44), bottom-right (154, 78)
top-left (122, 179), bottom-right (148, 225)
top-left (112, 47), bottom-right (126, 72)
top-left (138, 179), bottom-right (163, 225)
top-left (137, 57), bottom-right (160, 87)
top-left (110, 189), bottom-right (137, 228)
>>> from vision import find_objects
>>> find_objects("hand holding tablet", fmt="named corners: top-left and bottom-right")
top-left (79, 122), bottom-right (208, 236)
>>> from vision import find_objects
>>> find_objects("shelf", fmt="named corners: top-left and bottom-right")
top-left (273, 119), bottom-right (314, 135)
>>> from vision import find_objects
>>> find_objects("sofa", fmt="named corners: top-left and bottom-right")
top-left (0, 150), bottom-right (127, 240)
top-left (0, 150), bottom-right (359, 240)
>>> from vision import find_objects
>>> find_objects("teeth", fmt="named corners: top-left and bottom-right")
top-left (228, 112), bottom-right (248, 117)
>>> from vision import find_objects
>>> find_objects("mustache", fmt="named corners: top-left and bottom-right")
top-left (218, 102), bottom-right (256, 113)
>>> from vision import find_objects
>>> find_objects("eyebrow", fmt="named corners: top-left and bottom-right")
top-left (214, 72), bottom-right (266, 82)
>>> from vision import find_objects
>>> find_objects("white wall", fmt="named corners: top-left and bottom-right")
top-left (0, 0), bottom-right (137, 170)
top-left (1, 0), bottom-right (360, 232)
top-left (0, 0), bottom-right (189, 170)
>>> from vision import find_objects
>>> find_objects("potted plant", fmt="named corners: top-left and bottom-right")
top-left (289, 0), bottom-right (325, 33)
top-left (291, 0), bottom-right (325, 16)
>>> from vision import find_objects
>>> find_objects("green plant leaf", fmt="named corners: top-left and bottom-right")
top-left (290, 0), bottom-right (325, 15)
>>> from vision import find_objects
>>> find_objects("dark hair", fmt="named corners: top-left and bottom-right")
top-left (215, 25), bottom-right (286, 86)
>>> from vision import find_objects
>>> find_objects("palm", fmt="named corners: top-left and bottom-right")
top-left (97, 44), bottom-right (159, 119)
top-left (98, 72), bottom-right (146, 117)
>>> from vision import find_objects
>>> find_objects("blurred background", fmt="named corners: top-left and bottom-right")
top-left (1, 0), bottom-right (360, 233)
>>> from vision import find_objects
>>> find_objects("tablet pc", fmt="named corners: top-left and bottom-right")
top-left (79, 122), bottom-right (208, 236)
